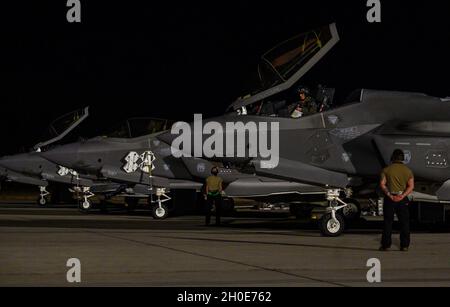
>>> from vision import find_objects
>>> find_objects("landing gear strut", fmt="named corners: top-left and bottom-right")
top-left (151, 188), bottom-right (171, 219)
top-left (318, 189), bottom-right (350, 237)
top-left (72, 186), bottom-right (95, 212)
top-left (37, 186), bottom-right (50, 207)
top-left (124, 150), bottom-right (171, 219)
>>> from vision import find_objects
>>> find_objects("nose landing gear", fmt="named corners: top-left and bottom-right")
top-left (150, 188), bottom-right (171, 219)
top-left (318, 189), bottom-right (350, 237)
top-left (37, 186), bottom-right (50, 207)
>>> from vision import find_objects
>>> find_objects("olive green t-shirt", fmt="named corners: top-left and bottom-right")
top-left (381, 162), bottom-right (414, 193)
top-left (206, 176), bottom-right (223, 192)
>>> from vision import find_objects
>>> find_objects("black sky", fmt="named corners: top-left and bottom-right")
top-left (1, 1), bottom-right (450, 155)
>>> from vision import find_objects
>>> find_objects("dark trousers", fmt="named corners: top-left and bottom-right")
top-left (205, 195), bottom-right (222, 225)
top-left (381, 197), bottom-right (411, 249)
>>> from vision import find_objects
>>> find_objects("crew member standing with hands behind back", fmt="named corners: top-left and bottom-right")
top-left (379, 149), bottom-right (415, 252)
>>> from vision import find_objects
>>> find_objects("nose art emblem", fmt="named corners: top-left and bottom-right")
top-left (123, 151), bottom-right (156, 174)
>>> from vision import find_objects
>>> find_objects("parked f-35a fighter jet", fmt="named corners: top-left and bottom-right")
top-left (0, 108), bottom-right (180, 218)
top-left (0, 151), bottom-right (124, 210)
top-left (0, 108), bottom-right (92, 207)
top-left (40, 23), bottom-right (450, 236)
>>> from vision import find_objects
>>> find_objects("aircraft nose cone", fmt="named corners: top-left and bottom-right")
top-left (41, 143), bottom-right (81, 169)
top-left (0, 155), bottom-right (27, 173)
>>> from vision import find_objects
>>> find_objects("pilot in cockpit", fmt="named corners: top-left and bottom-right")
top-left (290, 87), bottom-right (318, 119)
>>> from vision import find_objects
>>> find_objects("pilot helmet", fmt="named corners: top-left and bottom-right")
top-left (297, 86), bottom-right (310, 96)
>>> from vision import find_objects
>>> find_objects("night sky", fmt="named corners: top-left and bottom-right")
top-left (1, 1), bottom-right (450, 155)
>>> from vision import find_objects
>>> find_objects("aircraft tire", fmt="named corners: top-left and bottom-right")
top-left (79, 200), bottom-right (92, 213)
top-left (341, 198), bottom-right (361, 222)
top-left (319, 213), bottom-right (345, 237)
top-left (152, 203), bottom-right (169, 219)
top-left (37, 197), bottom-right (47, 207)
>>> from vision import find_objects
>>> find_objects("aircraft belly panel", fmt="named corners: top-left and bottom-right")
top-left (101, 165), bottom-right (170, 188)
top-left (41, 172), bottom-right (93, 187)
top-left (168, 180), bottom-right (203, 190)
top-left (253, 158), bottom-right (349, 188)
top-left (90, 182), bottom-right (123, 194)
top-left (224, 178), bottom-right (326, 197)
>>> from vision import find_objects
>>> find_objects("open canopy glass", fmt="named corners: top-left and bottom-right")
top-left (34, 107), bottom-right (89, 150)
top-left (229, 23), bottom-right (339, 112)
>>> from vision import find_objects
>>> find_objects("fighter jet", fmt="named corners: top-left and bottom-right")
top-left (0, 107), bottom-right (89, 206)
top-left (0, 108), bottom-right (177, 217)
top-left (0, 151), bottom-right (118, 208)
top-left (40, 23), bottom-right (450, 236)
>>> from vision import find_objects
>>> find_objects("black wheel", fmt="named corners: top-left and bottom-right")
top-left (341, 198), bottom-right (361, 222)
top-left (37, 197), bottom-right (47, 207)
top-left (78, 200), bottom-right (92, 213)
top-left (152, 203), bottom-right (169, 219)
top-left (319, 213), bottom-right (345, 237)
top-left (124, 197), bottom-right (139, 213)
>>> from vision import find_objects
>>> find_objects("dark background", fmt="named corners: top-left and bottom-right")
top-left (1, 1), bottom-right (450, 155)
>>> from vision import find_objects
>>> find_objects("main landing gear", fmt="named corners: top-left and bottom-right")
top-left (150, 188), bottom-right (171, 219)
top-left (71, 186), bottom-right (95, 212)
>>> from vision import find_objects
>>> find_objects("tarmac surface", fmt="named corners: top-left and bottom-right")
top-left (1, 203), bottom-right (450, 287)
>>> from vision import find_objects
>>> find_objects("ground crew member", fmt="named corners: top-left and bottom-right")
top-left (379, 149), bottom-right (415, 252)
top-left (204, 167), bottom-right (223, 226)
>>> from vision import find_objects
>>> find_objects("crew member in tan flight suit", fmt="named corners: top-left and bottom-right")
top-left (204, 167), bottom-right (224, 226)
top-left (379, 149), bottom-right (415, 252)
